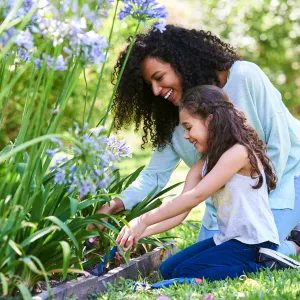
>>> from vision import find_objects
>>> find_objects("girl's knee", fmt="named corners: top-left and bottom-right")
top-left (171, 265), bottom-right (183, 278)
top-left (159, 260), bottom-right (173, 279)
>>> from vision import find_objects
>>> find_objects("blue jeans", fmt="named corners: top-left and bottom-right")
top-left (159, 238), bottom-right (277, 281)
top-left (198, 176), bottom-right (300, 256)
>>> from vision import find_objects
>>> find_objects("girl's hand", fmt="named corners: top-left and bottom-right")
top-left (117, 216), bottom-right (147, 251)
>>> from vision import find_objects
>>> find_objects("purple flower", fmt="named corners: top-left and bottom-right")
top-left (100, 153), bottom-right (110, 168)
top-left (68, 176), bottom-right (78, 193)
top-left (51, 137), bottom-right (64, 148)
top-left (46, 148), bottom-right (59, 158)
top-left (18, 48), bottom-right (31, 61)
top-left (49, 123), bottom-right (131, 198)
top-left (15, 29), bottom-right (34, 50)
top-left (118, 0), bottom-right (167, 23)
top-left (0, 27), bottom-right (16, 47)
top-left (115, 140), bottom-right (132, 157)
top-left (54, 54), bottom-right (67, 71)
top-left (74, 122), bottom-right (80, 135)
top-left (89, 126), bottom-right (104, 136)
top-left (34, 58), bottom-right (43, 68)
top-left (63, 46), bottom-right (73, 55)
top-left (94, 169), bottom-right (102, 177)
top-left (70, 165), bottom-right (77, 175)
top-left (54, 168), bottom-right (67, 184)
top-left (43, 54), bottom-right (67, 71)
top-left (97, 178), bottom-right (110, 189)
top-left (79, 181), bottom-right (91, 198)
top-left (153, 21), bottom-right (166, 33)
top-left (54, 157), bottom-right (68, 166)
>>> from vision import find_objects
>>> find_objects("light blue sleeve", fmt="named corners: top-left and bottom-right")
top-left (246, 63), bottom-right (291, 182)
top-left (119, 144), bottom-right (181, 210)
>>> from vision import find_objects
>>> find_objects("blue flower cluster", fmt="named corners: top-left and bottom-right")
top-left (46, 124), bottom-right (132, 198)
top-left (118, 0), bottom-right (167, 32)
top-left (1, 0), bottom-right (113, 67)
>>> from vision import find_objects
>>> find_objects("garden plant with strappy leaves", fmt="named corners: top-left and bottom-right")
top-left (0, 0), bottom-right (169, 297)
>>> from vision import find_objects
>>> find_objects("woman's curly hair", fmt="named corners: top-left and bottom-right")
top-left (179, 85), bottom-right (277, 193)
top-left (112, 25), bottom-right (241, 150)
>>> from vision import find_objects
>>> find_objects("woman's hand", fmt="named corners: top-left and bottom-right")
top-left (116, 216), bottom-right (147, 251)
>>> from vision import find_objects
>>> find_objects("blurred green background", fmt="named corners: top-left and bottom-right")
top-left (2, 0), bottom-right (299, 195)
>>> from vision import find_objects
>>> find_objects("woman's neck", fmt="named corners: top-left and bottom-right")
top-left (216, 70), bottom-right (230, 88)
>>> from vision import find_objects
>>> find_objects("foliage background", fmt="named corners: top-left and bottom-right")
top-left (2, 0), bottom-right (299, 149)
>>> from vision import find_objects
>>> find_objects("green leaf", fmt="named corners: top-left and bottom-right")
top-left (21, 257), bottom-right (42, 275)
top-left (8, 240), bottom-right (23, 256)
top-left (46, 216), bottom-right (79, 250)
top-left (69, 197), bottom-right (78, 216)
top-left (16, 284), bottom-right (32, 299)
top-left (29, 256), bottom-right (52, 296)
top-left (0, 133), bottom-right (69, 164)
top-left (16, 162), bottom-right (27, 178)
top-left (20, 225), bottom-right (59, 248)
top-left (152, 181), bottom-right (184, 200)
top-left (0, 273), bottom-right (8, 296)
top-left (30, 189), bottom-right (44, 222)
top-left (59, 241), bottom-right (71, 279)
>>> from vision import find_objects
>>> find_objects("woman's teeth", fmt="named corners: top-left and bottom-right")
top-left (164, 89), bottom-right (173, 99)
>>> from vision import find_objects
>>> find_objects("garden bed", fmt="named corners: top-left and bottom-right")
top-left (32, 242), bottom-right (176, 300)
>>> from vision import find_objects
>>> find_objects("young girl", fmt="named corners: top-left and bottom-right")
top-left (117, 85), bottom-right (287, 281)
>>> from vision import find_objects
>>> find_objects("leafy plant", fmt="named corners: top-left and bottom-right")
top-left (0, 0), bottom-right (168, 297)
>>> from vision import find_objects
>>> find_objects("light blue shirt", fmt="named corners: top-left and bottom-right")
top-left (120, 61), bottom-right (300, 230)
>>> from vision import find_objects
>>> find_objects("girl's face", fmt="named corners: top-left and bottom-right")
top-left (140, 57), bottom-right (183, 106)
top-left (179, 108), bottom-right (211, 153)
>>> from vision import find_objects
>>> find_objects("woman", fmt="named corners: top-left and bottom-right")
top-left (94, 25), bottom-right (300, 259)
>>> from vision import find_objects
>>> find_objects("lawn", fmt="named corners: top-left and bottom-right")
top-left (94, 129), bottom-right (300, 300)
top-left (92, 216), bottom-right (300, 300)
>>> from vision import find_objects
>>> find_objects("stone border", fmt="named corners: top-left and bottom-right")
top-left (33, 243), bottom-right (176, 300)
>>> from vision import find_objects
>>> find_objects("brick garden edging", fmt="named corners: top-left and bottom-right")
top-left (33, 243), bottom-right (176, 300)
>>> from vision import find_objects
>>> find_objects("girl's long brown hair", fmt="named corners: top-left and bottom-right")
top-left (179, 85), bottom-right (277, 193)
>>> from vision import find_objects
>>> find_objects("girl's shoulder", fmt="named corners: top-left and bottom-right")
top-left (217, 144), bottom-right (249, 171)
top-left (224, 144), bottom-right (248, 160)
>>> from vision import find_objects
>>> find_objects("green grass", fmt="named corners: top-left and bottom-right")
top-left (92, 267), bottom-right (300, 300)
top-left (92, 222), bottom-right (300, 300)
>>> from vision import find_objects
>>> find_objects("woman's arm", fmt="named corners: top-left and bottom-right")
top-left (139, 159), bottom-right (205, 238)
top-left (119, 144), bottom-right (181, 210)
top-left (118, 144), bottom-right (248, 249)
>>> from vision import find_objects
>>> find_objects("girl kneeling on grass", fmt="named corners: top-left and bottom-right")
top-left (117, 85), bottom-right (285, 281)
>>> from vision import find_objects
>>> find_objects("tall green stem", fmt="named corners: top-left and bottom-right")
top-left (86, 0), bottom-right (120, 124)
top-left (101, 22), bottom-right (141, 130)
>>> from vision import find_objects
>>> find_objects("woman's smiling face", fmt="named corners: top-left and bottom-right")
top-left (140, 57), bottom-right (183, 106)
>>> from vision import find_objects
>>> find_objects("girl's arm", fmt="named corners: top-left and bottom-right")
top-left (117, 144), bottom-right (248, 249)
top-left (141, 144), bottom-right (248, 226)
top-left (140, 159), bottom-right (205, 238)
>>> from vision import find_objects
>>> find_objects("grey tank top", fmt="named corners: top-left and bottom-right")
top-left (202, 160), bottom-right (280, 246)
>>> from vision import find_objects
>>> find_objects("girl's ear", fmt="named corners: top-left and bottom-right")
top-left (205, 114), bottom-right (213, 126)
